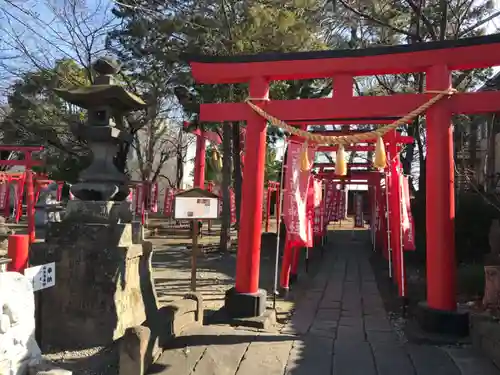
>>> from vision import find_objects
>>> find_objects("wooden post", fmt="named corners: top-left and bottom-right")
top-left (191, 219), bottom-right (199, 292)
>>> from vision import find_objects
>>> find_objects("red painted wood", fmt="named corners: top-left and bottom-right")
top-left (190, 41), bottom-right (500, 83)
top-left (235, 77), bottom-right (269, 294)
top-left (425, 65), bottom-right (456, 311)
top-left (314, 162), bottom-right (372, 168)
top-left (199, 91), bottom-right (500, 123)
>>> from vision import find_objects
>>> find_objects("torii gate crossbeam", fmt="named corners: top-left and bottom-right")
top-left (187, 34), bottom-right (500, 335)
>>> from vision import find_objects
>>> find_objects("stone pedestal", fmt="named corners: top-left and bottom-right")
top-left (30, 201), bottom-right (158, 350)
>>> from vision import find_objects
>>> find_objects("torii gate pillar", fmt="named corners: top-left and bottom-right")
top-left (418, 64), bottom-right (468, 336)
top-left (193, 132), bottom-right (206, 188)
top-left (225, 77), bottom-right (268, 318)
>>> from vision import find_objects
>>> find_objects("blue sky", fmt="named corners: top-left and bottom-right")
top-left (2, 0), bottom-right (500, 190)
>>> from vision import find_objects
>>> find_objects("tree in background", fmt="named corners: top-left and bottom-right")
top-left (0, 0), bottom-right (189, 188)
top-left (322, 0), bottom-right (498, 191)
top-left (109, 0), bottom-right (327, 250)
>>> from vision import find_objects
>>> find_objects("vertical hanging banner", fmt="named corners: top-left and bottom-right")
top-left (219, 193), bottom-right (223, 216)
top-left (354, 193), bottom-right (364, 227)
top-left (0, 183), bottom-right (6, 211)
top-left (400, 176), bottom-right (416, 250)
top-left (305, 178), bottom-right (315, 247)
top-left (331, 188), bottom-right (340, 221)
top-left (334, 188), bottom-right (346, 221)
top-left (283, 142), bottom-right (315, 247)
top-left (313, 179), bottom-right (323, 236)
top-left (230, 188), bottom-right (236, 224)
top-left (323, 180), bottom-right (335, 229)
top-left (150, 182), bottom-right (159, 213)
top-left (262, 188), bottom-right (268, 213)
top-left (339, 189), bottom-right (347, 220)
top-left (163, 188), bottom-right (175, 217)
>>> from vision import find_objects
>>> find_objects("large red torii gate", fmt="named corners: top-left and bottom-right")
top-left (187, 34), bottom-right (500, 331)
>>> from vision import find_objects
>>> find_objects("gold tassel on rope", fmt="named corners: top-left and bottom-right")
top-left (373, 136), bottom-right (387, 169)
top-left (335, 144), bottom-right (347, 176)
top-left (211, 149), bottom-right (223, 171)
top-left (300, 142), bottom-right (310, 172)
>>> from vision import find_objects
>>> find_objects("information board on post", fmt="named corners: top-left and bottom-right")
top-left (173, 188), bottom-right (220, 292)
top-left (174, 197), bottom-right (219, 220)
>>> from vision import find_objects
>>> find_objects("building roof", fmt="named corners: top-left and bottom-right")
top-left (477, 70), bottom-right (500, 91)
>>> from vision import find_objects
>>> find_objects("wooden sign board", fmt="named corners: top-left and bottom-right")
top-left (173, 188), bottom-right (219, 220)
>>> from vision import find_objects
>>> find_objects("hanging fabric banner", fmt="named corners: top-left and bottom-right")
top-left (354, 193), bottom-right (364, 227)
top-left (230, 188), bottom-right (236, 224)
top-left (150, 182), bottom-right (159, 213)
top-left (332, 186), bottom-right (341, 222)
top-left (263, 188), bottom-right (268, 213)
top-left (339, 189), bottom-right (347, 220)
top-left (333, 188), bottom-right (344, 221)
top-left (219, 194), bottom-right (223, 216)
top-left (323, 180), bottom-right (335, 229)
top-left (0, 183), bottom-right (6, 211)
top-left (283, 142), bottom-right (315, 247)
top-left (56, 182), bottom-right (63, 201)
top-left (305, 178), bottom-right (315, 247)
top-left (163, 188), bottom-right (175, 217)
top-left (401, 176), bottom-right (416, 251)
top-left (313, 179), bottom-right (323, 235)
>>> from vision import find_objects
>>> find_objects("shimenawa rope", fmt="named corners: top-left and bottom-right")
top-left (245, 88), bottom-right (456, 174)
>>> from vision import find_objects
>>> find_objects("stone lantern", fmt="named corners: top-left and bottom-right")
top-left (54, 57), bottom-right (146, 202)
top-left (30, 58), bottom-right (159, 353)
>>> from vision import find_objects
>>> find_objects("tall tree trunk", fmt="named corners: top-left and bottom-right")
top-left (232, 121), bottom-right (243, 228)
top-left (486, 114), bottom-right (498, 193)
top-left (175, 128), bottom-right (185, 188)
top-left (219, 121), bottom-right (232, 252)
top-left (469, 119), bottom-right (478, 173)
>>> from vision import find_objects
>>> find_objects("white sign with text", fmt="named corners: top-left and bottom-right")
top-left (174, 197), bottom-right (219, 220)
top-left (24, 262), bottom-right (55, 292)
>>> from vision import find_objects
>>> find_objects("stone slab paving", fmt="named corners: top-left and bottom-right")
top-left (150, 237), bottom-right (500, 375)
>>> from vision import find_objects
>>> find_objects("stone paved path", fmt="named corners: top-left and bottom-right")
top-left (149, 235), bottom-right (500, 375)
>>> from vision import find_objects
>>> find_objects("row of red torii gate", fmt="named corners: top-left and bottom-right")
top-left (187, 127), bottom-right (413, 298)
top-left (182, 34), bottom-right (500, 335)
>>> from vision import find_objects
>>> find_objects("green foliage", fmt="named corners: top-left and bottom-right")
top-left (202, 144), bottom-right (282, 185)
top-left (264, 146), bottom-right (282, 182)
top-left (411, 191), bottom-right (500, 265)
top-left (0, 59), bottom-right (90, 180)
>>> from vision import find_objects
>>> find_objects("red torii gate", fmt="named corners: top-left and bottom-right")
top-left (187, 34), bottom-right (500, 333)
top-left (184, 122), bottom-right (223, 188)
top-left (0, 145), bottom-right (43, 243)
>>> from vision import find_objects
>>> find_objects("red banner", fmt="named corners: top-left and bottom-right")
top-left (323, 181), bottom-right (336, 225)
top-left (263, 189), bottom-right (268, 213)
top-left (333, 188), bottom-right (343, 221)
top-left (283, 142), bottom-right (315, 247)
top-left (338, 189), bottom-right (347, 220)
top-left (150, 182), bottom-right (159, 213)
top-left (0, 184), bottom-right (7, 210)
top-left (313, 179), bottom-right (323, 236)
top-left (163, 188), bottom-right (175, 217)
top-left (401, 176), bottom-right (416, 251)
top-left (230, 189), bottom-right (236, 224)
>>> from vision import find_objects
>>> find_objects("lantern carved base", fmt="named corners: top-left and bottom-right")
top-left (30, 216), bottom-right (158, 350)
top-left (63, 200), bottom-right (132, 225)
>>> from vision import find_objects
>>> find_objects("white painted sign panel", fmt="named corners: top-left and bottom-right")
top-left (24, 262), bottom-right (55, 292)
top-left (174, 197), bottom-right (219, 220)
